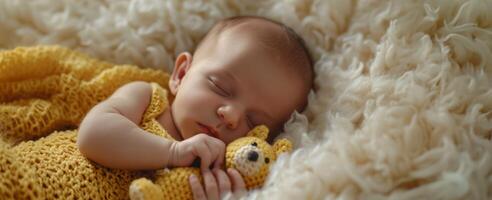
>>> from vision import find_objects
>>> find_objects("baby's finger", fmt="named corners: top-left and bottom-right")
top-left (189, 175), bottom-right (206, 200)
top-left (211, 139), bottom-right (226, 169)
top-left (204, 137), bottom-right (224, 170)
top-left (209, 138), bottom-right (225, 169)
top-left (203, 170), bottom-right (220, 200)
top-left (227, 168), bottom-right (246, 193)
top-left (194, 141), bottom-right (212, 171)
top-left (213, 169), bottom-right (231, 197)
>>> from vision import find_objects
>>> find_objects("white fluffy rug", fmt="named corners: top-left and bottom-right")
top-left (1, 0), bottom-right (491, 199)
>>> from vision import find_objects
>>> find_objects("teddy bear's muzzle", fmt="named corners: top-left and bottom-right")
top-left (234, 144), bottom-right (265, 176)
top-left (247, 151), bottom-right (259, 162)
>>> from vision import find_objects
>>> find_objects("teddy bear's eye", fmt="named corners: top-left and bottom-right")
top-left (251, 142), bottom-right (258, 147)
top-left (265, 158), bottom-right (270, 164)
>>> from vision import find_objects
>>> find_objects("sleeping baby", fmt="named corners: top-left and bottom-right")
top-left (77, 16), bottom-right (313, 200)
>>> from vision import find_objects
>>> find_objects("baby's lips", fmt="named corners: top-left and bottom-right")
top-left (198, 122), bottom-right (219, 138)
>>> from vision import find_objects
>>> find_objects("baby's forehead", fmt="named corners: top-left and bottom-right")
top-left (198, 21), bottom-right (309, 87)
top-left (219, 20), bottom-right (309, 70)
top-left (200, 19), bottom-right (285, 53)
top-left (195, 23), bottom-right (287, 68)
top-left (221, 19), bottom-right (284, 38)
top-left (224, 21), bottom-right (287, 49)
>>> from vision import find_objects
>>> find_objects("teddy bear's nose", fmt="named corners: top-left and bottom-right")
top-left (247, 151), bottom-right (259, 162)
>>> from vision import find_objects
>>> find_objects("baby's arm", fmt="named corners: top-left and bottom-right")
top-left (77, 81), bottom-right (226, 171)
top-left (77, 81), bottom-right (174, 170)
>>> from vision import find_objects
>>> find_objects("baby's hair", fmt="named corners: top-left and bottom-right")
top-left (195, 16), bottom-right (314, 98)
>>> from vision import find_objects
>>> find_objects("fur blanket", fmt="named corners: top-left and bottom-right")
top-left (1, 0), bottom-right (491, 199)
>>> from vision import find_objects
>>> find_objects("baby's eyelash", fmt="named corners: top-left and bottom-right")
top-left (208, 77), bottom-right (230, 97)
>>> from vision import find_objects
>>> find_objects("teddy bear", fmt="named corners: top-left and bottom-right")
top-left (129, 125), bottom-right (293, 200)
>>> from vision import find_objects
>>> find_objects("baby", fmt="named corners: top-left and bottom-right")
top-left (77, 16), bottom-right (313, 199)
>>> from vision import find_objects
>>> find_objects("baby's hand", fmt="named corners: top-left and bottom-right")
top-left (189, 168), bottom-right (246, 200)
top-left (168, 134), bottom-right (226, 171)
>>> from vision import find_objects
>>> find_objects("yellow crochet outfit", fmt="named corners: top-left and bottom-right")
top-left (0, 46), bottom-right (293, 200)
top-left (0, 46), bottom-right (172, 199)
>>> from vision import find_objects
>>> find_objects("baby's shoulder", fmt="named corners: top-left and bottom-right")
top-left (101, 81), bottom-right (154, 122)
top-left (112, 81), bottom-right (152, 99)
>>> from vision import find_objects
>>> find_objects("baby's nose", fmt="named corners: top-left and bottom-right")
top-left (217, 104), bottom-right (243, 129)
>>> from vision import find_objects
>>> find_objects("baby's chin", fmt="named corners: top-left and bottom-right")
top-left (175, 125), bottom-right (198, 141)
top-left (167, 118), bottom-right (184, 141)
top-left (179, 130), bottom-right (200, 141)
top-left (174, 130), bottom-right (184, 141)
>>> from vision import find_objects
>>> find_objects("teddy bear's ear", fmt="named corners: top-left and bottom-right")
top-left (246, 125), bottom-right (269, 140)
top-left (273, 138), bottom-right (292, 155)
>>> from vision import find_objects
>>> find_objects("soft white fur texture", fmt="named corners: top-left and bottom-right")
top-left (1, 0), bottom-right (491, 199)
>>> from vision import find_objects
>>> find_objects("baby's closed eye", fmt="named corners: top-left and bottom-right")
top-left (208, 76), bottom-right (231, 97)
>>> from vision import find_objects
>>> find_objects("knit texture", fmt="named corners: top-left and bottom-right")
top-left (225, 126), bottom-right (292, 189)
top-left (0, 46), bottom-right (171, 199)
top-left (0, 45), bottom-right (292, 200)
top-left (129, 125), bottom-right (293, 200)
top-left (0, 46), bottom-right (171, 144)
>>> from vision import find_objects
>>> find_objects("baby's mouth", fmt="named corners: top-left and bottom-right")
top-left (198, 123), bottom-right (219, 138)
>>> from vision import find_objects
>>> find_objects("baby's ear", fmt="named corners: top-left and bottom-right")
top-left (273, 138), bottom-right (292, 155)
top-left (169, 52), bottom-right (192, 95)
top-left (246, 125), bottom-right (269, 140)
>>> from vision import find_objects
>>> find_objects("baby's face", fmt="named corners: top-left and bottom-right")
top-left (168, 20), bottom-right (307, 144)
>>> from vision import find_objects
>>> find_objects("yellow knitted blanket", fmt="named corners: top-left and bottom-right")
top-left (0, 46), bottom-right (173, 199)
